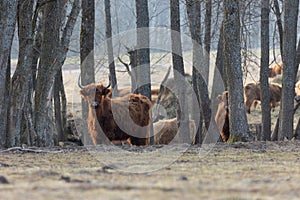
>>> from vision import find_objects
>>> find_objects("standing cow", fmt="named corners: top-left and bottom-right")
top-left (215, 91), bottom-right (230, 142)
top-left (79, 82), bottom-right (152, 146)
top-left (244, 82), bottom-right (282, 113)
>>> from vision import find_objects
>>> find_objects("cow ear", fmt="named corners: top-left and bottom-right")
top-left (80, 89), bottom-right (88, 98)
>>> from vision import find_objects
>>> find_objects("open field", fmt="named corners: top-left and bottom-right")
top-left (1, 141), bottom-right (300, 200)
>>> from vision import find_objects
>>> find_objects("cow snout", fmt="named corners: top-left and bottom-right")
top-left (91, 101), bottom-right (99, 109)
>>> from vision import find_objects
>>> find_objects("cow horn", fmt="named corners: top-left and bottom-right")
top-left (78, 74), bottom-right (86, 89)
top-left (105, 83), bottom-right (111, 89)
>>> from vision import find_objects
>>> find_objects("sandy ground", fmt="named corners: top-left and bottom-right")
top-left (1, 141), bottom-right (300, 200)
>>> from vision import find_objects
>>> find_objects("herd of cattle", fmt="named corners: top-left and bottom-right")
top-left (79, 62), bottom-right (300, 145)
top-left (79, 79), bottom-right (196, 146)
top-left (216, 62), bottom-right (300, 142)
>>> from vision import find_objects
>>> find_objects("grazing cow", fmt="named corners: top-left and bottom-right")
top-left (79, 82), bottom-right (152, 146)
top-left (244, 82), bottom-right (282, 114)
top-left (215, 91), bottom-right (230, 142)
top-left (268, 62), bottom-right (283, 78)
top-left (153, 118), bottom-right (196, 144)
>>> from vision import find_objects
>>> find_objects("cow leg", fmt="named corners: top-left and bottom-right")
top-left (245, 95), bottom-right (257, 114)
top-left (130, 137), bottom-right (149, 146)
top-left (245, 100), bottom-right (252, 114)
top-left (270, 102), bottom-right (276, 112)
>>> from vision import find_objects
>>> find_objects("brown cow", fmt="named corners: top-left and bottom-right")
top-left (268, 62), bottom-right (283, 78)
top-left (153, 118), bottom-right (196, 144)
top-left (215, 91), bottom-right (230, 142)
top-left (79, 82), bottom-right (152, 146)
top-left (117, 87), bottom-right (160, 103)
top-left (244, 82), bottom-right (282, 114)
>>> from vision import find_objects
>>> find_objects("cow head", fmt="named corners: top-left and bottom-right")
top-left (79, 83), bottom-right (111, 109)
top-left (217, 91), bottom-right (229, 110)
top-left (268, 68), bottom-right (277, 78)
top-left (215, 91), bottom-right (230, 142)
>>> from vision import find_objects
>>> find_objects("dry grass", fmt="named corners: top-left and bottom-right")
top-left (1, 142), bottom-right (300, 199)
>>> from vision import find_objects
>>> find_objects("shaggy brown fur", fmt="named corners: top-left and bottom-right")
top-left (117, 87), bottom-right (160, 98)
top-left (268, 62), bottom-right (283, 78)
top-left (116, 87), bottom-right (159, 104)
top-left (215, 91), bottom-right (230, 142)
top-left (244, 82), bottom-right (282, 114)
top-left (153, 118), bottom-right (196, 144)
top-left (80, 83), bottom-right (152, 146)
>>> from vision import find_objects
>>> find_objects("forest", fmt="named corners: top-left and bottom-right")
top-left (1, 0), bottom-right (300, 199)
top-left (1, 0), bottom-right (299, 147)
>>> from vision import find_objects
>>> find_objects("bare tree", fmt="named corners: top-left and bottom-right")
top-left (53, 0), bottom-right (68, 144)
top-left (0, 1), bottom-right (18, 147)
top-left (135, 0), bottom-right (151, 98)
top-left (260, 0), bottom-right (271, 141)
top-left (31, 0), bottom-right (43, 91)
top-left (105, 0), bottom-right (118, 96)
top-left (272, 0), bottom-right (283, 56)
top-left (9, 0), bottom-right (35, 147)
top-left (34, 1), bottom-right (60, 146)
top-left (185, 0), bottom-right (212, 144)
top-left (204, 0), bottom-right (212, 76)
top-left (135, 0), bottom-right (153, 144)
top-left (171, 0), bottom-right (190, 143)
top-left (278, 0), bottom-right (299, 140)
top-left (54, 69), bottom-right (68, 143)
top-left (223, 0), bottom-right (251, 141)
top-left (215, 21), bottom-right (226, 90)
top-left (80, 0), bottom-right (95, 145)
top-left (34, 0), bottom-right (80, 146)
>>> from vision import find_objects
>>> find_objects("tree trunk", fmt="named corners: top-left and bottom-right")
top-left (128, 49), bottom-right (138, 92)
top-left (260, 0), bottom-right (271, 141)
top-left (54, 69), bottom-right (67, 143)
top-left (35, 0), bottom-right (80, 146)
top-left (32, 1), bottom-right (43, 91)
top-left (215, 22), bottom-right (226, 90)
top-left (53, 0), bottom-right (68, 145)
top-left (186, 0), bottom-right (201, 143)
top-left (0, 1), bottom-right (18, 148)
top-left (210, 20), bottom-right (226, 142)
top-left (223, 0), bottom-right (251, 141)
top-left (9, 0), bottom-right (35, 147)
top-left (171, 0), bottom-right (190, 143)
top-left (135, 0), bottom-right (152, 144)
top-left (34, 1), bottom-right (59, 146)
top-left (273, 0), bottom-right (283, 57)
top-left (204, 0), bottom-right (212, 83)
top-left (105, 0), bottom-right (118, 97)
top-left (185, 0), bottom-right (212, 144)
top-left (273, 36), bottom-right (300, 141)
top-left (80, 0), bottom-right (95, 145)
top-left (278, 0), bottom-right (299, 140)
top-left (268, 0), bottom-right (284, 140)
top-left (135, 0), bottom-right (151, 98)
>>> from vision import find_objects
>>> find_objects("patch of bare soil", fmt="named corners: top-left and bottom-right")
top-left (0, 141), bottom-right (300, 200)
